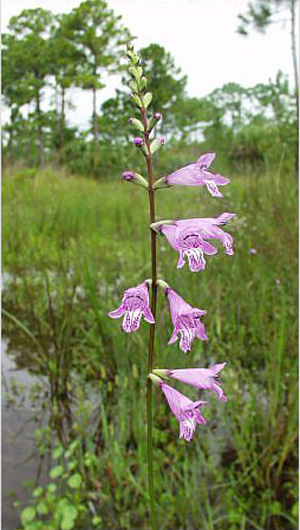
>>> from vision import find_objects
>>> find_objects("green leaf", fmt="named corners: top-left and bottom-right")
top-left (292, 502), bottom-right (299, 518)
top-left (143, 92), bottom-right (152, 109)
top-left (37, 502), bottom-right (48, 515)
top-left (92, 515), bottom-right (102, 526)
top-left (60, 505), bottom-right (78, 530)
top-left (49, 465), bottom-right (63, 478)
top-left (270, 501), bottom-right (282, 515)
top-left (53, 445), bottom-right (64, 459)
top-left (32, 487), bottom-right (43, 497)
top-left (67, 473), bottom-right (82, 489)
top-left (67, 461), bottom-right (77, 471)
top-left (47, 483), bottom-right (57, 493)
top-left (21, 507), bottom-right (36, 526)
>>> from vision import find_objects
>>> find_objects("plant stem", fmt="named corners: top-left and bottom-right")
top-left (141, 106), bottom-right (158, 530)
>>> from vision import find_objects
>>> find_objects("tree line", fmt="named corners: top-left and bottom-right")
top-left (2, 0), bottom-right (298, 176)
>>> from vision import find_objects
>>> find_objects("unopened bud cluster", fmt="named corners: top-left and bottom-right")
top-left (124, 42), bottom-right (164, 173)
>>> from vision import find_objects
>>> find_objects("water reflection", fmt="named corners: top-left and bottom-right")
top-left (2, 340), bottom-right (49, 529)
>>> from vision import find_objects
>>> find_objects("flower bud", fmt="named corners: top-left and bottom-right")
top-left (142, 92), bottom-right (152, 109)
top-left (153, 176), bottom-right (170, 190)
top-left (152, 368), bottom-right (169, 380)
top-left (148, 112), bottom-right (162, 133)
top-left (156, 279), bottom-right (170, 293)
top-left (129, 80), bottom-right (139, 93)
top-left (129, 66), bottom-right (143, 80)
top-left (128, 117), bottom-right (144, 133)
top-left (133, 137), bottom-right (148, 156)
top-left (122, 171), bottom-right (149, 189)
top-left (139, 76), bottom-right (147, 90)
top-left (131, 93), bottom-right (143, 108)
top-left (131, 55), bottom-right (140, 66)
top-left (134, 137), bottom-right (143, 147)
top-left (149, 220), bottom-right (174, 233)
top-left (150, 137), bottom-right (165, 155)
top-left (148, 373), bottom-right (163, 386)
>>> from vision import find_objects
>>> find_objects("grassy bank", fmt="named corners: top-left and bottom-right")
top-left (2, 166), bottom-right (298, 530)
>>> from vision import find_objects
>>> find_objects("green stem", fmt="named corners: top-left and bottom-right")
top-left (141, 106), bottom-right (158, 530)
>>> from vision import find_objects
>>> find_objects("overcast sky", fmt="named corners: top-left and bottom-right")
top-left (2, 0), bottom-right (298, 129)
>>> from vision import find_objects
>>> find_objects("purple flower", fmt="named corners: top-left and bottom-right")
top-left (275, 278), bottom-right (281, 286)
top-left (249, 248), bottom-right (257, 255)
top-left (166, 287), bottom-right (207, 353)
top-left (157, 152), bottom-right (229, 197)
top-left (153, 213), bottom-right (235, 272)
top-left (160, 382), bottom-right (206, 442)
top-left (109, 280), bottom-right (154, 333)
top-left (154, 363), bottom-right (227, 402)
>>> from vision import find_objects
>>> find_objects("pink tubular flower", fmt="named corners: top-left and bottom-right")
top-left (152, 213), bottom-right (235, 272)
top-left (109, 280), bottom-right (154, 333)
top-left (166, 287), bottom-right (207, 353)
top-left (157, 152), bottom-right (229, 197)
top-left (160, 382), bottom-right (206, 442)
top-left (154, 363), bottom-right (227, 402)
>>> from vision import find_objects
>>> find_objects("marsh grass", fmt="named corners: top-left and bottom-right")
top-left (2, 167), bottom-right (298, 529)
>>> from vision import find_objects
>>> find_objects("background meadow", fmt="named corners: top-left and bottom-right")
top-left (2, 0), bottom-right (298, 529)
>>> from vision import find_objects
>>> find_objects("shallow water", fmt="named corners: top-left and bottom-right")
top-left (2, 340), bottom-right (49, 530)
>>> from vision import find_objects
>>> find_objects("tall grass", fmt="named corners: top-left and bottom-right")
top-left (2, 167), bottom-right (298, 529)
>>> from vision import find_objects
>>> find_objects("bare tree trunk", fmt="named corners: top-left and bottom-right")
top-left (61, 86), bottom-right (65, 131)
top-left (9, 108), bottom-right (14, 167)
top-left (92, 85), bottom-right (99, 174)
top-left (290, 0), bottom-right (299, 115)
top-left (290, 0), bottom-right (299, 171)
top-left (58, 86), bottom-right (66, 163)
top-left (36, 88), bottom-right (44, 166)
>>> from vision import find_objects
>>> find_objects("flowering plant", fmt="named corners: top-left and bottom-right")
top-left (109, 42), bottom-right (235, 529)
